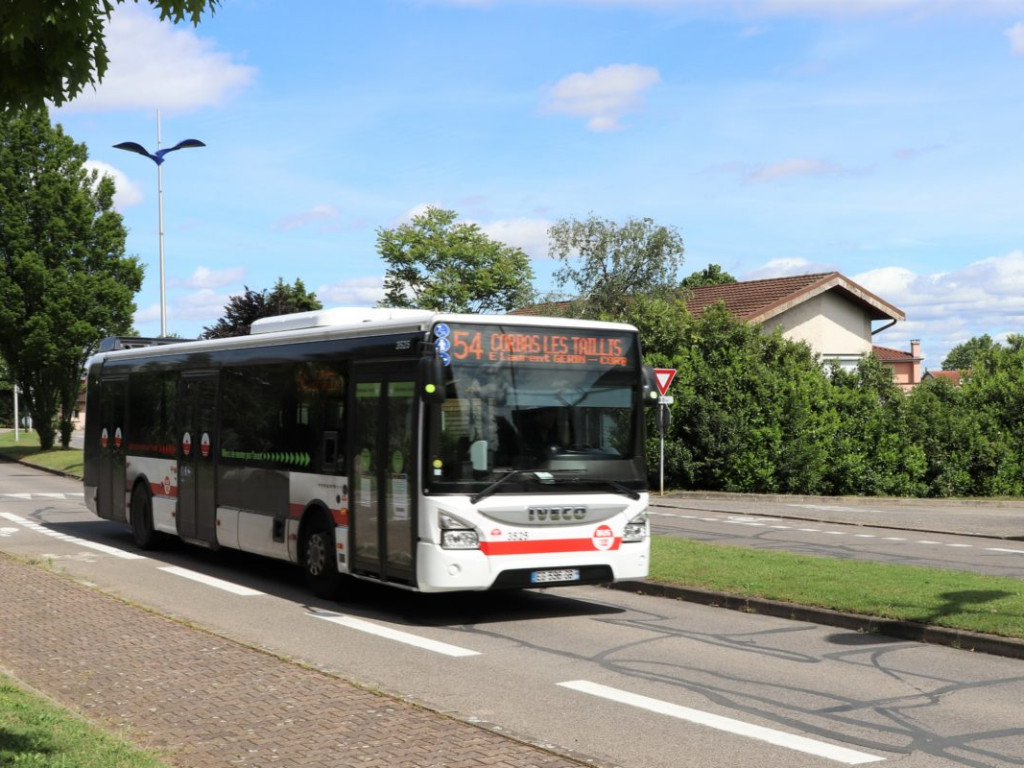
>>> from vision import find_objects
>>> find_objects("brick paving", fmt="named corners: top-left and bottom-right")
top-left (0, 555), bottom-right (584, 767)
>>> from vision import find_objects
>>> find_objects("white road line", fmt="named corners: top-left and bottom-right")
top-left (558, 680), bottom-right (884, 765)
top-left (158, 565), bottom-right (266, 596)
top-left (854, 534), bottom-right (876, 539)
top-left (985, 547), bottom-right (1024, 555)
top-left (0, 493), bottom-right (83, 500)
top-left (311, 613), bottom-right (480, 657)
top-left (0, 512), bottom-right (143, 559)
top-left (916, 540), bottom-right (941, 545)
top-left (883, 537), bottom-right (907, 541)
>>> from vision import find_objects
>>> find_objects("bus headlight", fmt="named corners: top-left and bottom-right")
top-left (439, 511), bottom-right (480, 550)
top-left (622, 513), bottom-right (648, 543)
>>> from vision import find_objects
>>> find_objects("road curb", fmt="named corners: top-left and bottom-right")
top-left (610, 580), bottom-right (1024, 660)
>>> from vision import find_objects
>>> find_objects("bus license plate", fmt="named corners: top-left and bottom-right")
top-left (531, 568), bottom-right (580, 584)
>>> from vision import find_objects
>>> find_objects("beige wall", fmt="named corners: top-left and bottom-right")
top-left (761, 293), bottom-right (873, 360)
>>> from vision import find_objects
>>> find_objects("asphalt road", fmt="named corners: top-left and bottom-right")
top-left (2, 462), bottom-right (1024, 768)
top-left (648, 495), bottom-right (1024, 578)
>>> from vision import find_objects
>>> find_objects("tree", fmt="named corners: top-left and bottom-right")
top-left (202, 278), bottom-right (322, 339)
top-left (1, 0), bottom-right (219, 112)
top-left (0, 109), bottom-right (142, 449)
top-left (377, 207), bottom-right (535, 313)
top-left (942, 334), bottom-right (997, 371)
top-left (681, 264), bottom-right (737, 289)
top-left (824, 355), bottom-right (926, 497)
top-left (548, 214), bottom-right (685, 320)
top-left (656, 304), bottom-right (834, 494)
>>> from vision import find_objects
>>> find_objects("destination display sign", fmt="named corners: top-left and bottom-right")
top-left (435, 323), bottom-right (635, 367)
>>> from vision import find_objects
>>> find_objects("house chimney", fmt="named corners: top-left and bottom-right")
top-left (910, 340), bottom-right (922, 389)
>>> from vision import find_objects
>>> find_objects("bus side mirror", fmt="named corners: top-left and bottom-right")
top-left (418, 354), bottom-right (447, 404)
top-left (641, 366), bottom-right (660, 408)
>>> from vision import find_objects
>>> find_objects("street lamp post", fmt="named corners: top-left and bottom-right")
top-left (114, 111), bottom-right (205, 337)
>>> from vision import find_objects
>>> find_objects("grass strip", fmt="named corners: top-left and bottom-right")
top-left (650, 535), bottom-right (1024, 639)
top-left (0, 430), bottom-right (82, 476)
top-left (0, 671), bottom-right (169, 768)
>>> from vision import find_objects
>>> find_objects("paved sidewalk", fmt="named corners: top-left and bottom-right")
top-left (0, 554), bottom-right (583, 768)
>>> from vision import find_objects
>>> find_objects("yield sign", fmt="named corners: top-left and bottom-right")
top-left (654, 368), bottom-right (676, 396)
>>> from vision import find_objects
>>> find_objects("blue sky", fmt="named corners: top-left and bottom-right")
top-left (54, 0), bottom-right (1024, 368)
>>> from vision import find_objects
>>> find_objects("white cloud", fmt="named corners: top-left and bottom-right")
top-left (1006, 22), bottom-right (1024, 56)
top-left (479, 218), bottom-right (551, 258)
top-left (173, 289), bottom-right (232, 322)
top-left (169, 266), bottom-right (247, 290)
top-left (745, 158), bottom-right (852, 184)
top-left (744, 257), bottom-right (836, 280)
top-left (317, 277), bottom-right (386, 307)
top-left (84, 160), bottom-right (144, 208)
top-left (272, 204), bottom-right (341, 232)
top-left (58, 5), bottom-right (255, 113)
top-left (853, 250), bottom-right (1024, 364)
top-left (544, 64), bottom-right (660, 132)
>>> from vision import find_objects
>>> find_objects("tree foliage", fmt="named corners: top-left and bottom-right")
top-left (649, 305), bottom-right (834, 494)
top-left (377, 207), bottom-right (535, 313)
top-left (681, 264), bottom-right (736, 289)
top-left (642, 311), bottom-right (1024, 499)
top-left (548, 214), bottom-right (684, 320)
top-left (0, 109), bottom-right (142, 449)
top-left (942, 333), bottom-right (996, 371)
top-left (201, 278), bottom-right (321, 339)
top-left (1, 0), bottom-right (219, 112)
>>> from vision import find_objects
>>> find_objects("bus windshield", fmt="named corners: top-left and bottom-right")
top-left (426, 323), bottom-right (647, 496)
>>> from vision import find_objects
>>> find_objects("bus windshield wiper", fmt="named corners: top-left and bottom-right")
top-left (603, 479), bottom-right (641, 501)
top-left (547, 475), bottom-right (641, 501)
top-left (470, 469), bottom-right (563, 504)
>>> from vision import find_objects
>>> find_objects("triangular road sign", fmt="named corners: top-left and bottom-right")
top-left (654, 368), bottom-right (676, 395)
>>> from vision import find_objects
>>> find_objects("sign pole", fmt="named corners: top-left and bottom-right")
top-left (659, 405), bottom-right (665, 495)
top-left (652, 369), bottom-right (676, 497)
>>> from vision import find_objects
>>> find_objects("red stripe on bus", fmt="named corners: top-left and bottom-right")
top-left (479, 538), bottom-right (621, 556)
top-left (149, 482), bottom-right (178, 499)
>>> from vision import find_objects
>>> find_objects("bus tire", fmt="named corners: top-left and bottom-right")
top-left (302, 513), bottom-right (343, 599)
top-left (130, 483), bottom-right (159, 550)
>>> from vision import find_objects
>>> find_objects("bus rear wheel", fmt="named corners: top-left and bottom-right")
top-left (303, 516), bottom-right (343, 599)
top-left (130, 484), bottom-right (160, 550)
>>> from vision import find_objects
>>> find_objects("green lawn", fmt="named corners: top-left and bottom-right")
top-left (650, 536), bottom-right (1024, 639)
top-left (0, 430), bottom-right (82, 476)
top-left (0, 672), bottom-right (169, 768)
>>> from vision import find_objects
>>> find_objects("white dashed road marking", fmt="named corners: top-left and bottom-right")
top-left (0, 512), bottom-right (143, 559)
top-left (558, 680), bottom-right (884, 765)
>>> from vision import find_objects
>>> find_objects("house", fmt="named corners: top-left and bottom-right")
top-left (872, 341), bottom-right (924, 392)
top-left (684, 272), bottom-right (920, 384)
top-left (922, 369), bottom-right (964, 386)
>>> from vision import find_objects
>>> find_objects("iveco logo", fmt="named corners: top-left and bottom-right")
top-left (528, 506), bottom-right (587, 522)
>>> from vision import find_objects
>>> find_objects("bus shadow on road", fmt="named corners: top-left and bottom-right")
top-left (44, 518), bottom-right (626, 627)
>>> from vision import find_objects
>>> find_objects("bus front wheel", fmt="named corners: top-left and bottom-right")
top-left (302, 514), bottom-right (343, 599)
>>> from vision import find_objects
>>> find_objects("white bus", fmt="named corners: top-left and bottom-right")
top-left (83, 308), bottom-right (658, 597)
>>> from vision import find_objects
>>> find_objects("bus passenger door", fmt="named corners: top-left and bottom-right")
top-left (178, 375), bottom-right (219, 545)
top-left (351, 365), bottom-right (416, 585)
top-left (97, 377), bottom-right (127, 522)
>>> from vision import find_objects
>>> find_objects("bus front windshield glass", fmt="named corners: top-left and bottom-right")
top-left (426, 324), bottom-right (646, 496)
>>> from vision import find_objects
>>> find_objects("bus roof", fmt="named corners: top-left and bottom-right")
top-left (90, 308), bottom-right (639, 365)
